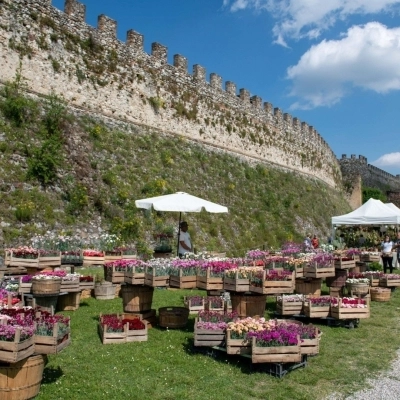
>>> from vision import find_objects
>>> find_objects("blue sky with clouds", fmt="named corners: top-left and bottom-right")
top-left (52, 0), bottom-right (400, 175)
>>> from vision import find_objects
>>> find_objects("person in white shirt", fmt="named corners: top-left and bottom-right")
top-left (381, 235), bottom-right (394, 273)
top-left (178, 221), bottom-right (192, 257)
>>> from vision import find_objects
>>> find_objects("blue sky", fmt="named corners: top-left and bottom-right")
top-left (52, 0), bottom-right (400, 175)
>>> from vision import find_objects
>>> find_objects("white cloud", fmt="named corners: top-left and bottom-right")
top-left (223, 0), bottom-right (400, 44)
top-left (286, 22), bottom-right (400, 108)
top-left (372, 152), bottom-right (400, 169)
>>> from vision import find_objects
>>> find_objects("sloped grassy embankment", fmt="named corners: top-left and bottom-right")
top-left (0, 80), bottom-right (350, 255)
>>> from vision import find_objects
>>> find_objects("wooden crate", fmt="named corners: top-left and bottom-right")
top-left (300, 328), bottom-right (320, 355)
top-left (123, 310), bottom-right (156, 329)
top-left (57, 292), bottom-right (81, 311)
top-left (9, 256), bottom-right (39, 268)
top-left (360, 254), bottom-right (381, 262)
top-left (83, 255), bottom-right (105, 266)
top-left (183, 297), bottom-right (205, 314)
top-left (169, 270), bottom-right (197, 289)
top-left (295, 278), bottom-right (322, 296)
top-left (250, 271), bottom-right (294, 295)
top-left (294, 265), bottom-right (304, 278)
top-left (60, 280), bottom-right (80, 293)
top-left (304, 264), bottom-right (335, 279)
top-left (197, 268), bottom-right (223, 291)
top-left (276, 300), bottom-right (303, 316)
top-left (18, 278), bottom-right (32, 294)
top-left (105, 265), bottom-right (125, 284)
top-left (334, 258), bottom-right (355, 269)
top-left (34, 321), bottom-right (71, 355)
top-left (144, 266), bottom-right (169, 287)
top-left (251, 337), bottom-right (301, 363)
top-left (194, 318), bottom-right (225, 347)
top-left (98, 324), bottom-right (126, 344)
top-left (303, 304), bottom-right (330, 318)
top-left (330, 303), bottom-right (370, 319)
top-left (226, 329), bottom-right (251, 355)
top-left (379, 277), bottom-right (400, 287)
top-left (126, 321), bottom-right (148, 342)
top-left (79, 280), bottom-right (95, 290)
top-left (0, 333), bottom-right (35, 363)
top-left (124, 267), bottom-right (145, 285)
top-left (104, 254), bottom-right (122, 263)
top-left (38, 254), bottom-right (61, 268)
top-left (223, 275), bottom-right (250, 292)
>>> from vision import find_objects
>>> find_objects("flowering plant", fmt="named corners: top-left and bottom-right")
top-left (21, 275), bottom-right (33, 283)
top-left (83, 250), bottom-right (104, 257)
top-left (99, 314), bottom-right (145, 332)
top-left (79, 275), bottom-right (94, 282)
top-left (198, 310), bottom-right (238, 323)
top-left (197, 260), bottom-right (237, 277)
top-left (247, 326), bottom-right (299, 347)
top-left (308, 253), bottom-right (334, 268)
top-left (170, 259), bottom-right (199, 276)
top-left (227, 317), bottom-right (276, 339)
top-left (246, 249), bottom-right (269, 259)
top-left (35, 312), bottom-right (70, 337)
top-left (383, 274), bottom-right (400, 280)
top-left (330, 297), bottom-right (367, 308)
top-left (277, 294), bottom-right (304, 303)
top-left (280, 242), bottom-right (302, 255)
top-left (206, 296), bottom-right (224, 308)
top-left (10, 246), bottom-right (39, 259)
top-left (0, 308), bottom-right (35, 341)
top-left (308, 296), bottom-right (331, 307)
top-left (184, 296), bottom-right (205, 307)
top-left (196, 321), bottom-right (229, 330)
top-left (225, 266), bottom-right (262, 279)
top-left (346, 248), bottom-right (361, 257)
top-left (346, 278), bottom-right (370, 284)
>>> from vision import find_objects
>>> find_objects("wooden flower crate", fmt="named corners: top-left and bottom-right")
top-left (38, 254), bottom-right (61, 268)
top-left (18, 278), bottom-right (32, 294)
top-left (193, 318), bottom-right (225, 347)
top-left (379, 277), bottom-right (400, 287)
top-left (183, 297), bottom-right (205, 314)
top-left (250, 271), bottom-right (294, 295)
top-left (303, 303), bottom-right (330, 318)
top-left (366, 277), bottom-right (380, 287)
top-left (251, 337), bottom-right (301, 364)
top-left (304, 264), bottom-right (335, 279)
top-left (196, 268), bottom-right (224, 291)
top-left (79, 279), bottom-right (95, 290)
top-left (223, 275), bottom-right (250, 292)
top-left (334, 258), bottom-right (355, 270)
top-left (295, 278), bottom-right (322, 296)
top-left (300, 329), bottom-right (320, 355)
top-left (204, 298), bottom-right (225, 313)
top-left (144, 267), bottom-right (169, 287)
top-left (105, 265), bottom-right (125, 284)
top-left (330, 299), bottom-right (370, 319)
top-left (123, 310), bottom-right (156, 329)
top-left (294, 265), bottom-right (304, 278)
top-left (360, 254), bottom-right (381, 262)
top-left (34, 321), bottom-right (71, 355)
top-left (83, 255), bottom-right (105, 266)
top-left (104, 254), bottom-right (122, 263)
top-left (126, 322), bottom-right (148, 342)
top-left (226, 329), bottom-right (251, 355)
top-left (276, 299), bottom-right (303, 316)
top-left (98, 318), bottom-right (148, 344)
top-left (60, 280), bottom-right (80, 293)
top-left (57, 292), bottom-right (81, 311)
top-left (4, 250), bottom-right (11, 266)
top-left (124, 267), bottom-right (145, 285)
top-left (0, 332), bottom-right (35, 363)
top-left (9, 256), bottom-right (39, 268)
top-left (169, 270), bottom-right (197, 289)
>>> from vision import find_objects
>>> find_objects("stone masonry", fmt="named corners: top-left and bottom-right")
top-left (0, 0), bottom-right (343, 187)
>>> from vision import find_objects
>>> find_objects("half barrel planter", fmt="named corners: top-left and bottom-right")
top-left (121, 285), bottom-right (154, 313)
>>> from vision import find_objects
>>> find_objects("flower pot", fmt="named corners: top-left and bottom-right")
top-left (94, 282), bottom-right (116, 300)
top-left (158, 307), bottom-right (189, 329)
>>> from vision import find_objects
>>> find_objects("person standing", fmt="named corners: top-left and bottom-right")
top-left (311, 235), bottom-right (319, 249)
top-left (304, 234), bottom-right (312, 251)
top-left (381, 234), bottom-right (394, 273)
top-left (392, 231), bottom-right (400, 269)
top-left (178, 221), bottom-right (192, 257)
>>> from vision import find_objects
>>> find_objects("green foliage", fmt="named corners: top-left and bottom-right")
top-left (148, 96), bottom-right (165, 112)
top-left (15, 201), bottom-right (34, 222)
top-left (0, 65), bottom-right (38, 127)
top-left (362, 187), bottom-right (386, 203)
top-left (26, 140), bottom-right (61, 185)
top-left (141, 178), bottom-right (171, 197)
top-left (65, 183), bottom-right (89, 215)
top-left (42, 93), bottom-right (67, 138)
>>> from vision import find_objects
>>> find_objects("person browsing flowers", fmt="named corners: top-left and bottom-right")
top-left (178, 221), bottom-right (192, 257)
top-left (381, 234), bottom-right (394, 273)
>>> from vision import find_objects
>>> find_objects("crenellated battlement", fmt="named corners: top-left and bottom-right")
top-left (0, 0), bottom-right (343, 187)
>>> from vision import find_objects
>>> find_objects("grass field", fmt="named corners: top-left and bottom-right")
top-left (34, 278), bottom-right (400, 400)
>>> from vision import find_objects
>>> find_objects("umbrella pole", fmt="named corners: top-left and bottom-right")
top-left (176, 212), bottom-right (182, 257)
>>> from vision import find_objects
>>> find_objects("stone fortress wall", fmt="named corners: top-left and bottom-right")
top-left (0, 0), bottom-right (344, 187)
top-left (339, 154), bottom-right (400, 193)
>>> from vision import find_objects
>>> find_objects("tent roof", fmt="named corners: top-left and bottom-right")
top-left (332, 198), bottom-right (400, 225)
top-left (385, 203), bottom-right (400, 214)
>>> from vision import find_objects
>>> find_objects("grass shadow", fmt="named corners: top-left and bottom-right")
top-left (42, 365), bottom-right (64, 385)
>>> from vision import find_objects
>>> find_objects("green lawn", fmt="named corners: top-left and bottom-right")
top-left (35, 285), bottom-right (400, 400)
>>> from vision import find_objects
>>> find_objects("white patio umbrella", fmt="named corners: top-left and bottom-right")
top-left (135, 192), bottom-right (229, 255)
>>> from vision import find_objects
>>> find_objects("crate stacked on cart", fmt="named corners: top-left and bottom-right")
top-left (276, 294), bottom-right (305, 316)
top-left (169, 259), bottom-right (198, 289)
top-left (249, 269), bottom-right (295, 295)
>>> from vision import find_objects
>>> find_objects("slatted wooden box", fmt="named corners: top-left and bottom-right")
top-left (169, 269), bottom-right (197, 289)
top-left (196, 268), bottom-right (224, 291)
top-left (250, 271), bottom-right (294, 295)
top-left (144, 266), bottom-right (169, 287)
top-left (193, 318), bottom-right (225, 347)
top-left (251, 337), bottom-right (301, 364)
top-left (304, 264), bottom-right (335, 279)
top-left (0, 332), bottom-right (35, 363)
top-left (34, 321), bottom-right (71, 355)
top-left (226, 329), bottom-right (251, 355)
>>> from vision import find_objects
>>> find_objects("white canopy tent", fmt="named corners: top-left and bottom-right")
top-left (331, 198), bottom-right (400, 226)
top-left (385, 203), bottom-right (400, 215)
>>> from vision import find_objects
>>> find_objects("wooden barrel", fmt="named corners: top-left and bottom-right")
top-left (0, 354), bottom-right (46, 400)
top-left (32, 278), bottom-right (61, 296)
top-left (295, 278), bottom-right (321, 296)
top-left (326, 269), bottom-right (348, 288)
top-left (158, 307), bottom-right (189, 328)
top-left (370, 287), bottom-right (391, 302)
top-left (34, 295), bottom-right (59, 313)
top-left (121, 285), bottom-right (154, 312)
top-left (230, 293), bottom-right (266, 318)
top-left (346, 283), bottom-right (369, 295)
top-left (94, 282), bottom-right (116, 300)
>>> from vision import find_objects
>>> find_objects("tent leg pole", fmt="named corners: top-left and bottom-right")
top-left (177, 212), bottom-right (182, 257)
